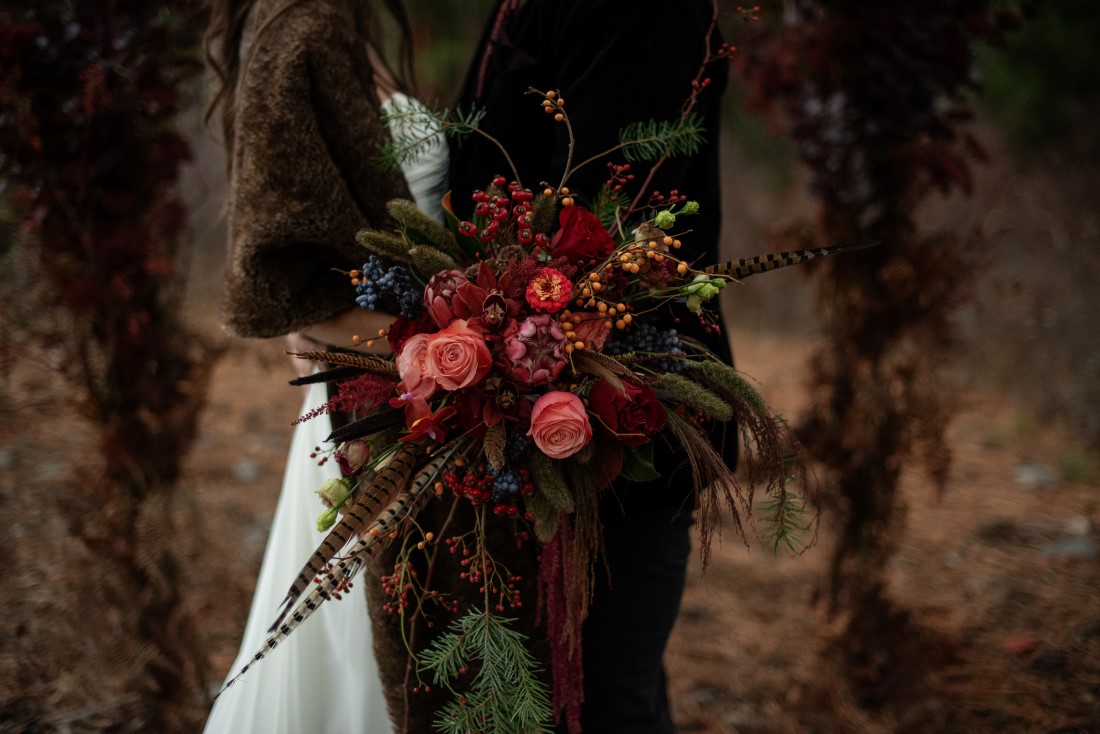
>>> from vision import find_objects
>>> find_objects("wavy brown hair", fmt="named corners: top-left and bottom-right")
top-left (203, 0), bottom-right (417, 163)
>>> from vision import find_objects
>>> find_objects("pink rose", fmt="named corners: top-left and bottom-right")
top-left (425, 319), bottom-right (492, 391)
top-left (397, 333), bottom-right (437, 399)
top-left (527, 391), bottom-right (593, 460)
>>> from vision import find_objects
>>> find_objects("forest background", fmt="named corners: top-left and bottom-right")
top-left (1, 0), bottom-right (1098, 732)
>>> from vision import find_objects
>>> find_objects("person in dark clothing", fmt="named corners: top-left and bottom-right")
top-left (449, 2), bottom-right (733, 732)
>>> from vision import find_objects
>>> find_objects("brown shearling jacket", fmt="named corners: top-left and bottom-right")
top-left (222, 0), bottom-right (411, 338)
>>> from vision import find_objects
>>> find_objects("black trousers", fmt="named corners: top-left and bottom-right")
top-left (557, 489), bottom-right (694, 734)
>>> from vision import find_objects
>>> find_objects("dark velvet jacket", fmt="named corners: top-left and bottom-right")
top-left (368, 3), bottom-right (734, 731)
top-left (450, 0), bottom-right (735, 511)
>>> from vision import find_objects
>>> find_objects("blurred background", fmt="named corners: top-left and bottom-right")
top-left (1, 0), bottom-right (1098, 732)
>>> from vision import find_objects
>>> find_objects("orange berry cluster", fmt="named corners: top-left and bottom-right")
top-left (540, 89), bottom-right (565, 122)
top-left (616, 234), bottom-right (685, 275)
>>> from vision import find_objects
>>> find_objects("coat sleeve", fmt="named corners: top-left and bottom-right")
top-left (221, 6), bottom-right (412, 339)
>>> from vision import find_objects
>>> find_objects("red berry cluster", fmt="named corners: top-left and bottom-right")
top-left (647, 188), bottom-right (689, 210)
top-left (380, 561), bottom-right (459, 616)
top-left (606, 162), bottom-right (634, 203)
top-left (457, 176), bottom-right (549, 249)
top-left (445, 536), bottom-right (525, 613)
top-left (735, 5), bottom-right (761, 23)
top-left (314, 563), bottom-right (353, 601)
top-left (443, 462), bottom-right (536, 516)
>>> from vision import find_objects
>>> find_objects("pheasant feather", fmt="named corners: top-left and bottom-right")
top-left (269, 442), bottom-right (424, 632)
top-left (286, 350), bottom-right (399, 377)
top-left (704, 241), bottom-right (878, 280)
top-left (223, 441), bottom-right (469, 693)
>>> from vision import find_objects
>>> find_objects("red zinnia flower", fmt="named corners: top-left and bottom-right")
top-left (525, 267), bottom-right (573, 313)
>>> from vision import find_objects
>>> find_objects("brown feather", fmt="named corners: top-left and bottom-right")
top-left (286, 350), bottom-right (398, 376)
top-left (269, 442), bottom-right (424, 632)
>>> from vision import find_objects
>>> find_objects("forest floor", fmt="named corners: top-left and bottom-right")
top-left (3, 122), bottom-right (1098, 732)
top-left (176, 324), bottom-right (1099, 734)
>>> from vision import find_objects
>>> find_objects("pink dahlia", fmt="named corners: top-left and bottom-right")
top-left (525, 267), bottom-right (573, 313)
top-left (502, 314), bottom-right (568, 386)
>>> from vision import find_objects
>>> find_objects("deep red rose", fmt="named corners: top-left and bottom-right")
top-left (549, 205), bottom-right (615, 264)
top-left (588, 379), bottom-right (667, 447)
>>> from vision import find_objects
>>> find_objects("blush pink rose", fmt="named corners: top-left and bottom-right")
top-left (527, 391), bottom-right (593, 459)
top-left (397, 333), bottom-right (437, 399)
top-left (425, 319), bottom-right (492, 391)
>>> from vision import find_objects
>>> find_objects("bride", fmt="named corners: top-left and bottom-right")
top-left (201, 1), bottom-right (446, 731)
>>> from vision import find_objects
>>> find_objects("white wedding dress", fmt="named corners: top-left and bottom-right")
top-left (203, 91), bottom-right (448, 734)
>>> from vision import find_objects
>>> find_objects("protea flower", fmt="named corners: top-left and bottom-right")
top-left (502, 314), bottom-right (568, 386)
top-left (424, 269), bottom-right (468, 327)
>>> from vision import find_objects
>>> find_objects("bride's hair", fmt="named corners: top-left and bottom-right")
top-left (203, 0), bottom-right (417, 160)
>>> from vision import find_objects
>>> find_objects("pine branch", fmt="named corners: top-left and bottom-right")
top-left (421, 609), bottom-right (553, 734)
top-left (760, 485), bottom-right (812, 556)
top-left (377, 103), bottom-right (484, 170)
top-left (567, 113), bottom-right (706, 179)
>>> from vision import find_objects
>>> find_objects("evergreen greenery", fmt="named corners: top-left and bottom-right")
top-left (760, 483), bottom-right (812, 556)
top-left (420, 608), bottom-right (552, 734)
top-left (617, 113), bottom-right (706, 163)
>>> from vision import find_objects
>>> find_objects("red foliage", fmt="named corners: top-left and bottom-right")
top-left (0, 3), bottom-right (211, 730)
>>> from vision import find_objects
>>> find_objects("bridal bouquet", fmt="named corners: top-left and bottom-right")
top-left (224, 87), bottom-right (870, 733)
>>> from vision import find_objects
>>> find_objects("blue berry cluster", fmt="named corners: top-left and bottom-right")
top-left (354, 255), bottom-right (422, 318)
top-left (605, 322), bottom-right (688, 372)
top-left (487, 465), bottom-right (523, 501)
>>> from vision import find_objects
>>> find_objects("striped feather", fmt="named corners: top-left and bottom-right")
top-left (703, 241), bottom-right (878, 280)
top-left (268, 442), bottom-right (424, 632)
top-left (286, 350), bottom-right (399, 376)
top-left (221, 441), bottom-right (469, 693)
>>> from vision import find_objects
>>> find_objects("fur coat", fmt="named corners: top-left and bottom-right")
top-left (221, 0), bottom-right (411, 338)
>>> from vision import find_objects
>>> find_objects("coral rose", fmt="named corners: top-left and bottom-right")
top-left (527, 391), bottom-right (592, 460)
top-left (424, 319), bottom-right (492, 391)
top-left (397, 333), bottom-right (437, 399)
